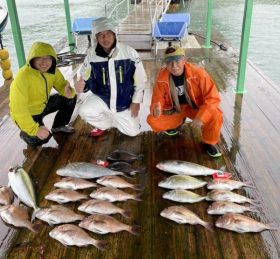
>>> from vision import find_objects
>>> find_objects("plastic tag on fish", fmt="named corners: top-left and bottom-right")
top-left (212, 172), bottom-right (232, 180)
top-left (91, 159), bottom-right (109, 167)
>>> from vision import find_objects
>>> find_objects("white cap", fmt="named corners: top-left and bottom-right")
top-left (92, 17), bottom-right (116, 35)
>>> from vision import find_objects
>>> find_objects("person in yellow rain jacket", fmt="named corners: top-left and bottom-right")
top-left (9, 42), bottom-right (77, 146)
top-left (147, 45), bottom-right (223, 158)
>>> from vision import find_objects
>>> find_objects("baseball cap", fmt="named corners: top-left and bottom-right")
top-left (164, 45), bottom-right (185, 62)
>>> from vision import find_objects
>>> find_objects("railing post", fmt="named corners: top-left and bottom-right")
top-left (204, 0), bottom-right (213, 48)
top-left (63, 0), bottom-right (75, 50)
top-left (6, 0), bottom-right (25, 68)
top-left (235, 0), bottom-right (253, 93)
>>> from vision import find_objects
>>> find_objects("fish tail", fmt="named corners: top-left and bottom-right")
top-left (93, 240), bottom-right (107, 251)
top-left (248, 206), bottom-right (259, 213)
top-left (244, 181), bottom-right (255, 188)
top-left (249, 199), bottom-right (261, 207)
top-left (133, 184), bottom-right (143, 191)
top-left (133, 193), bottom-right (142, 201)
top-left (267, 223), bottom-right (279, 231)
top-left (31, 222), bottom-right (43, 233)
top-left (31, 207), bottom-right (41, 222)
top-left (202, 222), bottom-right (214, 232)
top-left (128, 225), bottom-right (141, 235)
top-left (121, 209), bottom-right (131, 218)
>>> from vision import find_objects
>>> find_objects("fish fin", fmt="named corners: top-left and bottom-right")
top-left (133, 184), bottom-right (143, 191)
top-left (133, 193), bottom-right (142, 201)
top-left (121, 209), bottom-right (131, 218)
top-left (93, 240), bottom-right (107, 251)
top-left (202, 222), bottom-right (214, 232)
top-left (31, 207), bottom-right (41, 222)
top-left (129, 225), bottom-right (141, 235)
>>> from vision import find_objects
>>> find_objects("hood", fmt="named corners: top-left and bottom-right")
top-left (26, 42), bottom-right (57, 73)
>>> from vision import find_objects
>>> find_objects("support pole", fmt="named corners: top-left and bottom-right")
top-left (64, 0), bottom-right (75, 51)
top-left (204, 0), bottom-right (213, 48)
top-left (235, 0), bottom-right (253, 93)
top-left (6, 0), bottom-right (25, 68)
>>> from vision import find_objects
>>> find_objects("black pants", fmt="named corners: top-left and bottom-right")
top-left (20, 94), bottom-right (77, 146)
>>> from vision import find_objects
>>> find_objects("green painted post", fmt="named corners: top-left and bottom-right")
top-left (6, 0), bottom-right (25, 68)
top-left (204, 0), bottom-right (213, 48)
top-left (63, 0), bottom-right (75, 50)
top-left (235, 0), bottom-right (253, 93)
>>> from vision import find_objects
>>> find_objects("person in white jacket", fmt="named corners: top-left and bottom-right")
top-left (75, 17), bottom-right (147, 137)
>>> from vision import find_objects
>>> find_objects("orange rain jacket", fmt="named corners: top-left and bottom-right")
top-left (147, 62), bottom-right (223, 144)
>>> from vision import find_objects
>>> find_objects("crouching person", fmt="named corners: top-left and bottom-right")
top-left (9, 42), bottom-right (77, 146)
top-left (147, 45), bottom-right (223, 158)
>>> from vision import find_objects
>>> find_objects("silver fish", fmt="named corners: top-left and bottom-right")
top-left (0, 205), bottom-right (41, 232)
top-left (90, 187), bottom-right (141, 202)
top-left (162, 190), bottom-right (206, 203)
top-left (54, 177), bottom-right (97, 190)
top-left (56, 162), bottom-right (125, 179)
top-left (78, 199), bottom-right (130, 218)
top-left (96, 176), bottom-right (142, 190)
top-left (108, 161), bottom-right (145, 176)
top-left (206, 190), bottom-right (257, 204)
top-left (0, 186), bottom-right (13, 205)
top-left (207, 201), bottom-right (258, 215)
top-left (156, 160), bottom-right (223, 176)
top-left (45, 189), bottom-right (87, 204)
top-left (215, 213), bottom-right (278, 233)
top-left (207, 179), bottom-right (254, 191)
top-left (36, 205), bottom-right (85, 225)
top-left (79, 214), bottom-right (140, 235)
top-left (160, 206), bottom-right (213, 231)
top-left (8, 167), bottom-right (39, 218)
top-left (49, 224), bottom-right (107, 250)
top-left (107, 149), bottom-right (143, 163)
top-left (158, 175), bottom-right (207, 190)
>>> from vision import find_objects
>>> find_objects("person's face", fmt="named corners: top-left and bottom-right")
top-left (96, 30), bottom-right (116, 53)
top-left (33, 56), bottom-right (53, 73)
top-left (165, 57), bottom-right (185, 76)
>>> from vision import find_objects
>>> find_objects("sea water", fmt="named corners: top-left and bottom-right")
top-left (0, 0), bottom-right (279, 87)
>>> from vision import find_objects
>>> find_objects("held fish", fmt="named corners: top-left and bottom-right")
top-left (108, 161), bottom-right (145, 176)
top-left (207, 201), bottom-right (258, 215)
top-left (56, 162), bottom-right (125, 179)
top-left (160, 206), bottom-right (213, 231)
top-left (162, 190), bottom-right (206, 203)
top-left (0, 205), bottom-right (41, 232)
top-left (158, 175), bottom-right (207, 190)
top-left (156, 160), bottom-right (225, 176)
top-left (90, 187), bottom-right (142, 202)
top-left (36, 205), bottom-right (85, 225)
top-left (79, 214), bottom-right (140, 235)
top-left (49, 224), bottom-right (107, 250)
top-left (45, 189), bottom-right (87, 204)
top-left (215, 213), bottom-right (279, 233)
top-left (0, 186), bottom-right (14, 205)
top-left (106, 149), bottom-right (143, 163)
top-left (206, 190), bottom-right (257, 205)
top-left (54, 177), bottom-right (97, 190)
top-left (78, 199), bottom-right (130, 218)
top-left (207, 179), bottom-right (254, 191)
top-left (8, 167), bottom-right (39, 218)
top-left (96, 176), bottom-right (142, 190)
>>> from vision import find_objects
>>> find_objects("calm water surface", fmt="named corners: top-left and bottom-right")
top-left (0, 0), bottom-right (279, 86)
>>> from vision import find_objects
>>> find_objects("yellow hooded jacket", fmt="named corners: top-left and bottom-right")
top-left (9, 42), bottom-right (75, 136)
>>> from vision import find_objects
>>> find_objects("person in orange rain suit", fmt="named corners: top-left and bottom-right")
top-left (147, 45), bottom-right (223, 158)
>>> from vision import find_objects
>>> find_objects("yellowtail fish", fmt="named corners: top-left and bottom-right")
top-left (156, 160), bottom-right (225, 176)
top-left (49, 224), bottom-right (107, 250)
top-left (160, 206), bottom-right (213, 231)
top-left (162, 190), bottom-right (206, 203)
top-left (207, 201), bottom-right (258, 215)
top-left (215, 213), bottom-right (279, 233)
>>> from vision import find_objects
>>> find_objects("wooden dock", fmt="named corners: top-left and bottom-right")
top-left (1, 1), bottom-right (280, 258)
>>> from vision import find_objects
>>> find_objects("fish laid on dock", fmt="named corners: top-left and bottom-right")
top-left (107, 149), bottom-right (143, 163)
top-left (36, 205), bottom-right (85, 225)
top-left (108, 161), bottom-right (145, 175)
top-left (158, 175), bottom-right (207, 190)
top-left (156, 160), bottom-right (226, 176)
top-left (78, 199), bottom-right (130, 218)
top-left (54, 177), bottom-right (97, 190)
top-left (79, 214), bottom-right (140, 235)
top-left (90, 187), bottom-right (142, 202)
top-left (160, 206), bottom-right (213, 232)
top-left (206, 190), bottom-right (257, 204)
top-left (8, 167), bottom-right (39, 218)
top-left (45, 189), bottom-right (87, 204)
top-left (162, 190), bottom-right (206, 203)
top-left (56, 162), bottom-right (125, 179)
top-left (0, 205), bottom-right (41, 232)
top-left (215, 213), bottom-right (279, 233)
top-left (207, 179), bottom-right (254, 191)
top-left (207, 201), bottom-right (258, 215)
top-left (0, 186), bottom-right (13, 205)
top-left (49, 224), bottom-right (107, 250)
top-left (96, 176), bottom-right (142, 190)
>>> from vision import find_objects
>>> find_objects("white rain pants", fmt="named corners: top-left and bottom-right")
top-left (79, 93), bottom-right (141, 137)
